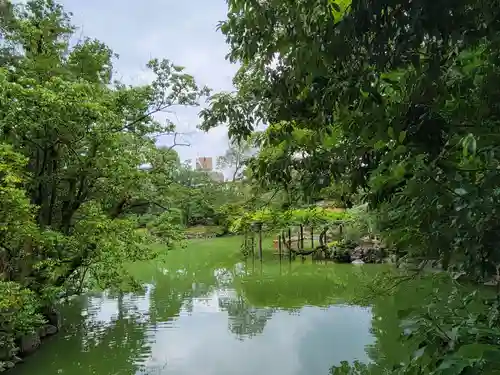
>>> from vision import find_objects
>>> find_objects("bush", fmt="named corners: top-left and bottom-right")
top-left (0, 282), bottom-right (44, 363)
top-left (343, 204), bottom-right (379, 242)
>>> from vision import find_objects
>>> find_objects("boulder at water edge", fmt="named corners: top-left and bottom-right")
top-left (44, 325), bottom-right (58, 336)
top-left (19, 332), bottom-right (41, 355)
top-left (45, 308), bottom-right (62, 330)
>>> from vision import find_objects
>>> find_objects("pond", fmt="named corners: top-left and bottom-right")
top-left (12, 237), bottom-right (439, 375)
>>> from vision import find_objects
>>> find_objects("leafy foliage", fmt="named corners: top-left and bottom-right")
top-left (0, 281), bottom-right (44, 369)
top-left (0, 0), bottom-right (210, 359)
top-left (217, 136), bottom-right (255, 182)
top-left (200, 0), bottom-right (500, 373)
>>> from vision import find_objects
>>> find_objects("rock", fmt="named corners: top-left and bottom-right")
top-left (0, 333), bottom-right (12, 361)
top-left (351, 246), bottom-right (365, 260)
top-left (45, 308), bottom-right (62, 330)
top-left (352, 259), bottom-right (365, 265)
top-left (331, 248), bottom-right (352, 263)
top-left (44, 325), bottom-right (58, 336)
top-left (387, 254), bottom-right (398, 264)
top-left (19, 332), bottom-right (41, 355)
top-left (484, 279), bottom-right (499, 286)
top-left (352, 245), bottom-right (386, 263)
top-left (10, 346), bottom-right (19, 357)
top-left (12, 355), bottom-right (23, 364)
top-left (38, 325), bottom-right (48, 338)
top-left (5, 361), bottom-right (15, 369)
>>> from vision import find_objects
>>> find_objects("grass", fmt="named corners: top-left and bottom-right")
top-left (168, 235), bottom-right (244, 266)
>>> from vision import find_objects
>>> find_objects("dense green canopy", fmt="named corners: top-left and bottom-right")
top-left (200, 0), bottom-right (500, 373)
top-left (0, 0), bottom-right (219, 362)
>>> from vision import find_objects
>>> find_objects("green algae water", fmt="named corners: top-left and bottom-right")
top-left (12, 237), bottom-right (437, 375)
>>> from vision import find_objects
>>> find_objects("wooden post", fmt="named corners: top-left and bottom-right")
top-left (300, 224), bottom-right (304, 250)
top-left (282, 231), bottom-right (286, 259)
top-left (278, 234), bottom-right (282, 262)
top-left (244, 232), bottom-right (248, 255)
top-left (258, 226), bottom-right (263, 261)
top-left (311, 227), bottom-right (314, 249)
top-left (251, 235), bottom-right (255, 259)
top-left (288, 228), bottom-right (292, 262)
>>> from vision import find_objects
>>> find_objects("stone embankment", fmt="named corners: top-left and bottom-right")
top-left (1, 308), bottom-right (62, 372)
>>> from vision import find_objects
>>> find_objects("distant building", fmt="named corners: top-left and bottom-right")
top-left (196, 156), bottom-right (213, 171)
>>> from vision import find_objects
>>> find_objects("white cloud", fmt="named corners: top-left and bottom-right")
top-left (143, 300), bottom-right (374, 375)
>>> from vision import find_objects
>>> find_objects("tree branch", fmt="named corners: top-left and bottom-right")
top-left (166, 132), bottom-right (190, 150)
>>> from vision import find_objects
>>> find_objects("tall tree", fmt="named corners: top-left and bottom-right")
top-left (217, 137), bottom-right (255, 182)
top-left (201, 1), bottom-right (500, 373)
top-left (0, 0), bottom-right (209, 292)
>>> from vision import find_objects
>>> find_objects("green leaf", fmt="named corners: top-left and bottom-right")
top-left (412, 346), bottom-right (426, 360)
top-left (388, 127), bottom-right (395, 139)
top-left (456, 343), bottom-right (500, 361)
top-left (398, 131), bottom-right (407, 143)
top-left (331, 2), bottom-right (341, 12)
top-left (436, 358), bottom-right (469, 374)
top-left (397, 308), bottom-right (414, 320)
top-left (374, 140), bottom-right (386, 150)
top-left (393, 163), bottom-right (406, 179)
top-left (394, 145), bottom-right (407, 155)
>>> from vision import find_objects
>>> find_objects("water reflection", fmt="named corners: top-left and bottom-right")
top-left (219, 294), bottom-right (274, 340)
top-left (14, 262), bottom-right (391, 375)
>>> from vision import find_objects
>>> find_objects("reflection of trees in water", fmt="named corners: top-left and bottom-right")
top-left (55, 268), bottom-right (225, 375)
top-left (218, 294), bottom-right (274, 340)
top-left (94, 290), bottom-right (152, 371)
top-left (71, 264), bottom-right (409, 375)
top-left (364, 297), bottom-right (407, 369)
top-left (33, 290), bottom-right (155, 375)
top-left (287, 308), bottom-right (302, 315)
top-left (214, 267), bottom-right (234, 286)
top-left (149, 269), bottom-right (213, 322)
top-left (80, 313), bottom-right (152, 373)
top-left (136, 362), bottom-right (168, 375)
top-left (181, 282), bottom-right (211, 313)
top-left (327, 301), bottom-right (407, 375)
top-left (164, 265), bottom-right (276, 341)
top-left (333, 280), bottom-right (439, 374)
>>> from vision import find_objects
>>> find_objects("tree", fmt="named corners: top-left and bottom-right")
top-left (201, 0), bottom-right (500, 275)
top-left (217, 136), bottom-right (256, 182)
top-left (0, 0), bottom-right (209, 302)
top-left (0, 1), bottom-right (214, 363)
top-left (200, 0), bottom-right (500, 373)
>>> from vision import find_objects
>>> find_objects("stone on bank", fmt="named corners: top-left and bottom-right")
top-left (2, 308), bottom-right (62, 372)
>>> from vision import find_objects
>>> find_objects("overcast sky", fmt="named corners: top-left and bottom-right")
top-left (58, 0), bottom-right (238, 166)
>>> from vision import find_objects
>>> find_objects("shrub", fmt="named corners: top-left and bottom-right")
top-left (0, 281), bottom-right (44, 363)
